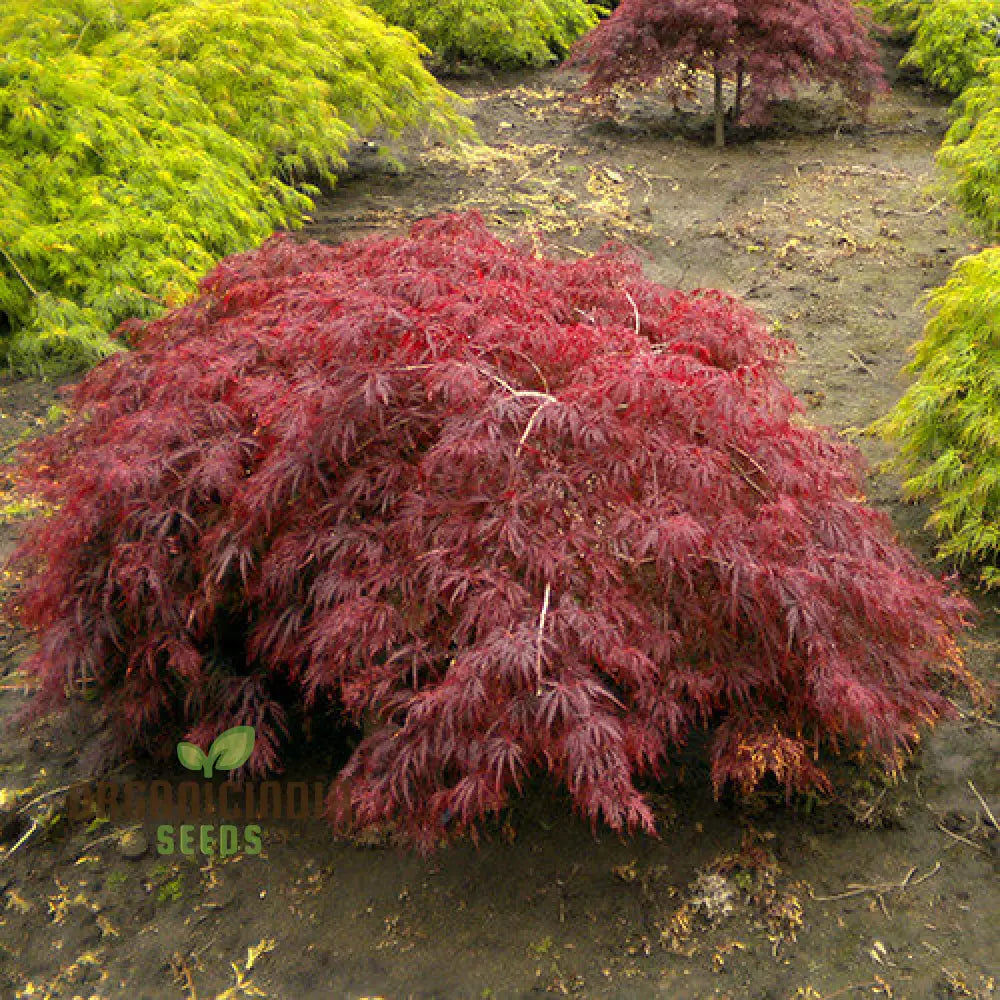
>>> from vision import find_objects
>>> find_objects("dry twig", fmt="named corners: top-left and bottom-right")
top-left (2, 817), bottom-right (41, 861)
top-left (811, 861), bottom-right (941, 902)
top-left (170, 952), bottom-right (199, 1000)
top-left (78, 824), bottom-right (143, 858)
top-left (11, 784), bottom-right (77, 817)
top-left (936, 822), bottom-right (985, 853)
top-left (967, 780), bottom-right (998, 831)
top-left (847, 349), bottom-right (877, 378)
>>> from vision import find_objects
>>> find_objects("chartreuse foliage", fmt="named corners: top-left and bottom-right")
top-left (901, 0), bottom-right (1000, 93)
top-left (858, 0), bottom-right (931, 34)
top-left (369, 0), bottom-right (602, 68)
top-left (876, 250), bottom-right (1000, 589)
top-left (863, 4), bottom-right (1000, 587)
top-left (0, 0), bottom-right (466, 374)
top-left (938, 56), bottom-right (1000, 234)
top-left (7, 215), bottom-right (973, 848)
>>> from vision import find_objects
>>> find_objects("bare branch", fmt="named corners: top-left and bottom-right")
top-left (624, 289), bottom-right (641, 336)
top-left (535, 583), bottom-right (552, 695)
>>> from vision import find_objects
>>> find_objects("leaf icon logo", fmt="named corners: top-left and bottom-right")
top-left (177, 726), bottom-right (255, 778)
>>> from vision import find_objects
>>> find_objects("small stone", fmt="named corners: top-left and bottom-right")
top-left (118, 829), bottom-right (148, 860)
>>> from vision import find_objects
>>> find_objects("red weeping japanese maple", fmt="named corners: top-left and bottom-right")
top-left (6, 213), bottom-right (972, 849)
top-left (569, 0), bottom-right (888, 146)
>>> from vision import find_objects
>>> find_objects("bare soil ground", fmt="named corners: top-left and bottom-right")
top-left (0, 52), bottom-right (997, 1000)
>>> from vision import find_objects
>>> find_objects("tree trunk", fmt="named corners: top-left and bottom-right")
top-left (713, 70), bottom-right (725, 148)
top-left (734, 68), bottom-right (745, 124)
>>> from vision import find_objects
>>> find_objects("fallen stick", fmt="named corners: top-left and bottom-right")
top-left (77, 824), bottom-right (143, 859)
top-left (811, 861), bottom-right (941, 901)
top-left (847, 349), bottom-right (877, 378)
top-left (11, 783), bottom-right (77, 818)
top-left (1, 817), bottom-right (41, 863)
top-left (936, 822), bottom-right (985, 853)
top-left (968, 780), bottom-right (998, 831)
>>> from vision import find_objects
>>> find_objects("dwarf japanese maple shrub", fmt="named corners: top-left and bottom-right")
top-left (875, 248), bottom-right (1000, 589)
top-left (570, 0), bottom-right (887, 147)
top-left (902, 0), bottom-right (1000, 93)
top-left (7, 214), bottom-right (972, 849)
top-left (938, 56), bottom-right (1000, 234)
top-left (370, 0), bottom-right (602, 68)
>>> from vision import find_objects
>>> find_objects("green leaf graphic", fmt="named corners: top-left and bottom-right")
top-left (207, 726), bottom-right (256, 776)
top-left (177, 742), bottom-right (207, 773)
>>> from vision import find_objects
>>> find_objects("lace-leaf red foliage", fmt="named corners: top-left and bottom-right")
top-left (6, 213), bottom-right (971, 849)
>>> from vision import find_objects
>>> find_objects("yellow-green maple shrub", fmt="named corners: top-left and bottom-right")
top-left (876, 249), bottom-right (1000, 589)
top-left (370, 0), bottom-right (602, 68)
top-left (857, 0), bottom-right (931, 35)
top-left (901, 0), bottom-right (1000, 93)
top-left (938, 56), bottom-right (1000, 235)
top-left (0, 0), bottom-right (467, 373)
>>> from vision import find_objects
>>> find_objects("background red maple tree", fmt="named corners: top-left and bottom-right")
top-left (570, 0), bottom-right (888, 146)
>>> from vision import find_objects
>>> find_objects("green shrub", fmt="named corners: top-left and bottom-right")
top-left (0, 0), bottom-right (467, 374)
top-left (901, 0), bottom-right (1000, 93)
top-left (938, 56), bottom-right (1000, 235)
top-left (370, 0), bottom-right (602, 68)
top-left (875, 248), bottom-right (1000, 589)
top-left (857, 0), bottom-right (931, 35)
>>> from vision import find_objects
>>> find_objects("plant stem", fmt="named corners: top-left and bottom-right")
top-left (713, 70), bottom-right (726, 148)
top-left (0, 245), bottom-right (39, 298)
